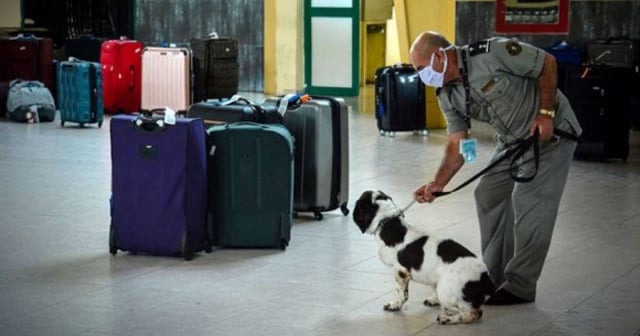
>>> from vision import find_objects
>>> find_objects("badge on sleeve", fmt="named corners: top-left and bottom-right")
top-left (460, 138), bottom-right (478, 163)
top-left (506, 41), bottom-right (522, 56)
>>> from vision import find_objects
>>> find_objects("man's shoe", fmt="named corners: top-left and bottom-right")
top-left (485, 288), bottom-right (533, 305)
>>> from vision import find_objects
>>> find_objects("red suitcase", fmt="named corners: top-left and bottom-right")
top-left (100, 37), bottom-right (143, 114)
top-left (0, 35), bottom-right (54, 114)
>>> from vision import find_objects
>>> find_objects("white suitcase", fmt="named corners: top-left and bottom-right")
top-left (141, 47), bottom-right (192, 113)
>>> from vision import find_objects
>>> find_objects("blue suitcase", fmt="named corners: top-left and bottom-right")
top-left (57, 59), bottom-right (104, 127)
top-left (207, 122), bottom-right (294, 249)
top-left (110, 115), bottom-right (210, 260)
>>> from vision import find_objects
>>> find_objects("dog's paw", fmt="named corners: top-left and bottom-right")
top-left (423, 299), bottom-right (440, 307)
top-left (437, 313), bottom-right (461, 325)
top-left (383, 302), bottom-right (403, 312)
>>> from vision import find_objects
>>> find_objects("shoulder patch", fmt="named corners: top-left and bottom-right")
top-left (506, 41), bottom-right (522, 56)
top-left (468, 40), bottom-right (491, 56)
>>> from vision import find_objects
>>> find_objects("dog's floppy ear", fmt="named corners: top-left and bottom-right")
top-left (375, 190), bottom-right (391, 201)
top-left (353, 191), bottom-right (379, 233)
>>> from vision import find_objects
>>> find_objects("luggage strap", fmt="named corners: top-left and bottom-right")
top-left (432, 128), bottom-right (579, 198)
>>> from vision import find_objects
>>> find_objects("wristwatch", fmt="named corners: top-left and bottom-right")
top-left (539, 108), bottom-right (556, 119)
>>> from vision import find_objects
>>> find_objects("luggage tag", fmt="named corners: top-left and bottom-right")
top-left (460, 138), bottom-right (477, 163)
top-left (164, 106), bottom-right (176, 125)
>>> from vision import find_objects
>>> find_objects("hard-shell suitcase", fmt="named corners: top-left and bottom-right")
top-left (263, 95), bottom-right (349, 220)
top-left (566, 65), bottom-right (631, 162)
top-left (65, 35), bottom-right (105, 62)
top-left (186, 97), bottom-right (282, 125)
top-left (0, 35), bottom-right (55, 95)
top-left (110, 115), bottom-right (210, 260)
top-left (141, 46), bottom-right (192, 113)
top-left (100, 37), bottom-right (143, 114)
top-left (375, 64), bottom-right (427, 137)
top-left (57, 59), bottom-right (104, 127)
top-left (587, 39), bottom-right (639, 68)
top-left (191, 36), bottom-right (239, 101)
top-left (207, 123), bottom-right (294, 249)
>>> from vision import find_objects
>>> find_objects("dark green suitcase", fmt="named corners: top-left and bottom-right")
top-left (207, 122), bottom-right (294, 249)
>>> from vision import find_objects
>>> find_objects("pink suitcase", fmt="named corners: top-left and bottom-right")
top-left (141, 47), bottom-right (192, 113)
top-left (100, 37), bottom-right (143, 114)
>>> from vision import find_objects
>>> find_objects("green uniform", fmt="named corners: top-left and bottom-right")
top-left (437, 37), bottom-right (582, 300)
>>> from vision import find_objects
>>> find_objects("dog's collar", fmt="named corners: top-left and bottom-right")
top-left (373, 200), bottom-right (416, 234)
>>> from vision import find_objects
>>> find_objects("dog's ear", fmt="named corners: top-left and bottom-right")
top-left (375, 190), bottom-right (391, 201)
top-left (353, 191), bottom-right (378, 233)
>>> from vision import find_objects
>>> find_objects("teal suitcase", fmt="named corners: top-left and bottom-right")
top-left (207, 122), bottom-right (294, 249)
top-left (57, 58), bottom-right (104, 127)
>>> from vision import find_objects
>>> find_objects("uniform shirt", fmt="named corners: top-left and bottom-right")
top-left (438, 37), bottom-right (582, 145)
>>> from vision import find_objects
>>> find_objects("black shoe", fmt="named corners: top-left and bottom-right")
top-left (485, 288), bottom-right (533, 305)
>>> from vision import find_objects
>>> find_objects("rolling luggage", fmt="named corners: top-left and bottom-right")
top-left (375, 64), bottom-right (427, 137)
top-left (191, 34), bottom-right (239, 101)
top-left (566, 65), bottom-right (631, 162)
top-left (141, 46), bottom-right (192, 113)
top-left (186, 96), bottom-right (282, 125)
top-left (207, 123), bottom-right (294, 249)
top-left (100, 37), bottom-right (143, 114)
top-left (110, 115), bottom-right (209, 260)
top-left (587, 39), bottom-right (639, 68)
top-left (0, 35), bottom-right (55, 103)
top-left (263, 95), bottom-right (349, 220)
top-left (57, 58), bottom-right (104, 127)
top-left (65, 35), bottom-right (105, 62)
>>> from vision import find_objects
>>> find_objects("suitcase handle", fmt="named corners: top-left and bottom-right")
top-left (133, 116), bottom-right (167, 133)
top-left (225, 121), bottom-right (268, 129)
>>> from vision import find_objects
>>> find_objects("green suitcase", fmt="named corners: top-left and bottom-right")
top-left (207, 122), bottom-right (294, 249)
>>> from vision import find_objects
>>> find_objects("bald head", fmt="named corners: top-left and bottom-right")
top-left (409, 31), bottom-right (452, 67)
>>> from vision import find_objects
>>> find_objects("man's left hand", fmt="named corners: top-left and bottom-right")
top-left (529, 114), bottom-right (554, 141)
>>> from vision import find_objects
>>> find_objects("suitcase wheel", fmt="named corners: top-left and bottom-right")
top-left (292, 211), bottom-right (299, 219)
top-left (340, 204), bottom-right (350, 216)
top-left (379, 129), bottom-right (385, 136)
top-left (314, 211), bottom-right (323, 221)
top-left (60, 120), bottom-right (65, 127)
top-left (80, 123), bottom-right (85, 128)
top-left (109, 223), bottom-right (118, 256)
top-left (280, 239), bottom-right (288, 251)
top-left (98, 120), bottom-right (103, 128)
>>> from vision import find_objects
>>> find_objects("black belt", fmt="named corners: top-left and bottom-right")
top-left (433, 128), bottom-right (578, 198)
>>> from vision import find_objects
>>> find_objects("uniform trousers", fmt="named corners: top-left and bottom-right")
top-left (474, 136), bottom-right (577, 300)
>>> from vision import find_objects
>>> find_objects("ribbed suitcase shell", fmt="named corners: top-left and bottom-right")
top-left (375, 64), bottom-right (427, 135)
top-left (141, 47), bottom-right (192, 113)
top-left (100, 39), bottom-right (143, 114)
top-left (263, 97), bottom-right (349, 220)
top-left (207, 123), bottom-right (294, 249)
top-left (57, 60), bottom-right (104, 127)
top-left (110, 115), bottom-right (209, 259)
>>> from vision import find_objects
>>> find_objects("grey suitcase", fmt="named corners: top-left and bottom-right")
top-left (263, 95), bottom-right (349, 220)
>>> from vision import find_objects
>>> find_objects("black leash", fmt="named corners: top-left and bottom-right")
top-left (432, 129), bottom-right (580, 198)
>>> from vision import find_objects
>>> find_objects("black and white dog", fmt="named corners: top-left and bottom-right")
top-left (352, 190), bottom-right (495, 324)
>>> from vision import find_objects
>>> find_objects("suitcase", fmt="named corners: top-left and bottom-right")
top-left (65, 35), bottom-right (105, 62)
top-left (141, 46), bottom-right (192, 113)
top-left (100, 37), bottom-right (143, 114)
top-left (0, 35), bottom-right (55, 96)
top-left (207, 122), bottom-right (294, 249)
top-left (191, 36), bottom-right (239, 101)
top-left (375, 64), bottom-right (427, 137)
top-left (566, 65), bottom-right (631, 162)
top-left (0, 81), bottom-right (8, 117)
top-left (110, 115), bottom-right (210, 260)
top-left (587, 39), bottom-right (639, 68)
top-left (57, 59), bottom-right (104, 127)
top-left (263, 95), bottom-right (350, 220)
top-left (186, 97), bottom-right (282, 125)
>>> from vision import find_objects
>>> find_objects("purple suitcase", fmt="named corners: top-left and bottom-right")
top-left (109, 115), bottom-right (210, 260)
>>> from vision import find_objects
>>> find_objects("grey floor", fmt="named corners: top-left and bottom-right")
top-left (1, 88), bottom-right (639, 336)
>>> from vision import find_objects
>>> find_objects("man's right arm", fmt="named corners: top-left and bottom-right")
top-left (414, 130), bottom-right (467, 203)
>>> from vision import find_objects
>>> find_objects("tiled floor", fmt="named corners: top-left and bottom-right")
top-left (1, 88), bottom-right (639, 336)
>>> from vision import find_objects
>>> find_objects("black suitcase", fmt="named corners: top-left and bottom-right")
top-left (186, 97), bottom-right (282, 125)
top-left (566, 65), bottom-right (632, 162)
top-left (375, 64), bottom-right (427, 137)
top-left (191, 36), bottom-right (239, 101)
top-left (65, 35), bottom-right (105, 62)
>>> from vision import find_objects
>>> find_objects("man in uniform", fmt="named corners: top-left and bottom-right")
top-left (410, 31), bottom-right (582, 305)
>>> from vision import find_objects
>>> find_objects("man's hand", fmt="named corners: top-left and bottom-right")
top-left (529, 114), bottom-right (554, 141)
top-left (414, 182), bottom-right (443, 203)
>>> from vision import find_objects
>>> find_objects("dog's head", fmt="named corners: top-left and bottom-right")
top-left (352, 190), bottom-right (396, 234)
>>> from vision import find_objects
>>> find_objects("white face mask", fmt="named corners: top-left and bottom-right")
top-left (418, 48), bottom-right (448, 88)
